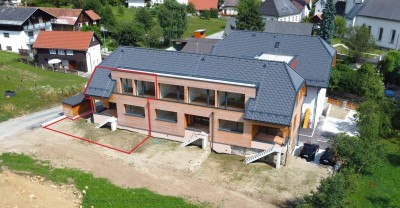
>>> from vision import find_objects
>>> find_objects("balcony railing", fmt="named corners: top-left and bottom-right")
top-left (24, 22), bottom-right (52, 31)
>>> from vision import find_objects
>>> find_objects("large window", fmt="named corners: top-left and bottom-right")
top-left (218, 91), bottom-right (245, 110)
top-left (378, 28), bottom-right (383, 41)
top-left (49, 49), bottom-right (56, 54)
top-left (189, 87), bottom-right (215, 107)
top-left (258, 126), bottom-right (282, 136)
top-left (121, 78), bottom-right (133, 95)
top-left (136, 80), bottom-right (155, 97)
top-left (390, 30), bottom-right (396, 44)
top-left (125, 105), bottom-right (145, 117)
top-left (156, 109), bottom-right (177, 122)
top-left (6, 46), bottom-right (12, 51)
top-left (219, 119), bottom-right (244, 133)
top-left (58, 49), bottom-right (65, 55)
top-left (3, 33), bottom-right (9, 38)
top-left (159, 83), bottom-right (184, 102)
top-left (66, 50), bottom-right (73, 55)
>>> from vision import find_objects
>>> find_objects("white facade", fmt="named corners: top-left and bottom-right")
top-left (128, 0), bottom-right (188, 7)
top-left (0, 23), bottom-right (51, 53)
top-left (222, 7), bottom-right (237, 15)
top-left (302, 86), bottom-right (327, 128)
top-left (86, 44), bottom-right (102, 73)
top-left (349, 16), bottom-right (400, 50)
top-left (263, 13), bottom-right (302, 22)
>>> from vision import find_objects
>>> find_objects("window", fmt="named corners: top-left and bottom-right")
top-left (218, 91), bottom-right (245, 110)
top-left (367, 26), bottom-right (371, 33)
top-left (136, 80), bottom-right (155, 97)
top-left (3, 33), bottom-right (9, 38)
top-left (159, 83), bottom-right (184, 102)
top-left (6, 46), bottom-right (12, 51)
top-left (58, 49), bottom-right (65, 55)
top-left (121, 78), bottom-right (133, 95)
top-left (219, 120), bottom-right (244, 133)
top-left (66, 50), bottom-right (73, 55)
top-left (125, 105), bottom-right (145, 117)
top-left (390, 30), bottom-right (396, 43)
top-left (188, 87), bottom-right (215, 107)
top-left (156, 109), bottom-right (177, 122)
top-left (28, 31), bottom-right (34, 37)
top-left (78, 23), bottom-right (83, 27)
top-left (378, 28), bottom-right (383, 41)
top-left (49, 49), bottom-right (56, 54)
top-left (259, 126), bottom-right (281, 136)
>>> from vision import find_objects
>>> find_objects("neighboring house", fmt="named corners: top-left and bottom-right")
top-left (291, 0), bottom-right (312, 19)
top-left (189, 0), bottom-right (218, 11)
top-left (0, 0), bottom-right (21, 6)
top-left (345, 0), bottom-right (400, 50)
top-left (33, 31), bottom-right (101, 73)
top-left (128, 0), bottom-right (188, 7)
top-left (223, 18), bottom-right (314, 37)
top-left (85, 46), bottom-right (306, 168)
top-left (0, 6), bottom-right (54, 54)
top-left (211, 31), bottom-right (336, 129)
top-left (180, 37), bottom-right (220, 54)
top-left (315, 0), bottom-right (343, 15)
top-left (221, 0), bottom-right (238, 16)
top-left (40, 7), bottom-right (100, 31)
top-left (259, 0), bottom-right (302, 22)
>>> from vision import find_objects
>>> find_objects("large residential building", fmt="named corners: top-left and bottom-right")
top-left (345, 0), bottom-right (400, 50)
top-left (211, 31), bottom-right (336, 129)
top-left (0, 6), bottom-right (54, 54)
top-left (33, 31), bottom-right (101, 73)
top-left (259, 0), bottom-right (302, 22)
top-left (85, 46), bottom-right (307, 168)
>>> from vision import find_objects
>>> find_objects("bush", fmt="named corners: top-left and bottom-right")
top-left (210, 8), bottom-right (219, 18)
top-left (200, 10), bottom-right (211, 19)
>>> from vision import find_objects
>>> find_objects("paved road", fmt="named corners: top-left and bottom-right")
top-left (0, 106), bottom-right (63, 141)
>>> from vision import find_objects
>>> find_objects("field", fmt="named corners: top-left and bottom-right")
top-left (0, 153), bottom-right (200, 208)
top-left (346, 138), bottom-right (400, 207)
top-left (0, 51), bottom-right (87, 121)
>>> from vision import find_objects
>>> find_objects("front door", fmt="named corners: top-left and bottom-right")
top-left (69, 60), bottom-right (77, 70)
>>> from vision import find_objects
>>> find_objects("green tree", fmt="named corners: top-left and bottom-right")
top-left (83, 0), bottom-right (103, 14)
top-left (358, 63), bottom-right (385, 100)
top-left (117, 4), bottom-right (125, 16)
top-left (81, 25), bottom-right (102, 38)
top-left (112, 22), bottom-right (145, 46)
top-left (319, 0), bottom-right (336, 43)
top-left (158, 0), bottom-right (187, 43)
top-left (235, 0), bottom-right (264, 31)
top-left (378, 51), bottom-right (400, 84)
top-left (186, 2), bottom-right (196, 14)
top-left (135, 7), bottom-right (153, 30)
top-left (343, 25), bottom-right (375, 61)
top-left (334, 15), bottom-right (346, 38)
top-left (210, 8), bottom-right (219, 18)
top-left (143, 24), bottom-right (164, 48)
top-left (200, 10), bottom-right (211, 19)
top-left (100, 5), bottom-right (117, 27)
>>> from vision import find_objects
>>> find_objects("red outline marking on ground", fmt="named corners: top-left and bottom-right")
top-left (42, 65), bottom-right (157, 155)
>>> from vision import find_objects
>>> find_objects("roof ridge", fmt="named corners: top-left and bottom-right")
top-left (234, 30), bottom-right (317, 38)
top-left (317, 36), bottom-right (336, 57)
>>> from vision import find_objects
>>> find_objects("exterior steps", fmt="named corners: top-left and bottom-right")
top-left (96, 117), bottom-right (117, 129)
top-left (181, 131), bottom-right (208, 148)
top-left (244, 146), bottom-right (277, 164)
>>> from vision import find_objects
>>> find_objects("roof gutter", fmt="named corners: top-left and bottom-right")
top-left (115, 67), bottom-right (257, 88)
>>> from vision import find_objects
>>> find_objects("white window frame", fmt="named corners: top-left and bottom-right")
top-left (66, 50), bottom-right (73, 55)
top-left (58, 49), bottom-right (65, 55)
top-left (49, 49), bottom-right (57, 54)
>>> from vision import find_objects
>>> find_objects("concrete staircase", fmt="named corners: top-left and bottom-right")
top-left (96, 117), bottom-right (117, 129)
top-left (181, 131), bottom-right (208, 149)
top-left (244, 146), bottom-right (277, 165)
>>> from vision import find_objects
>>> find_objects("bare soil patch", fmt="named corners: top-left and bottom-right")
top-left (0, 168), bottom-right (81, 208)
top-left (0, 120), bottom-right (331, 207)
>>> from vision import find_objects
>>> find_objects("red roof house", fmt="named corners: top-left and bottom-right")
top-left (189, 0), bottom-right (218, 11)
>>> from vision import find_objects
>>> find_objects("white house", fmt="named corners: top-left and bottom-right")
top-left (259, 0), bottom-right (302, 22)
top-left (128, 0), bottom-right (188, 7)
top-left (0, 7), bottom-right (54, 54)
top-left (292, 0), bottom-right (312, 19)
top-left (221, 0), bottom-right (238, 16)
top-left (345, 0), bottom-right (400, 50)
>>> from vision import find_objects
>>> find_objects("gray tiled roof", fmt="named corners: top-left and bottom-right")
top-left (224, 18), bottom-right (313, 37)
top-left (345, 1), bottom-right (365, 19)
top-left (0, 7), bottom-right (37, 26)
top-left (259, 0), bottom-right (301, 17)
top-left (85, 68), bottom-right (116, 98)
top-left (212, 30), bottom-right (335, 88)
top-left (88, 46), bottom-right (305, 126)
top-left (61, 93), bottom-right (86, 106)
top-left (222, 0), bottom-right (238, 7)
top-left (358, 0), bottom-right (400, 21)
top-left (181, 38), bottom-right (221, 55)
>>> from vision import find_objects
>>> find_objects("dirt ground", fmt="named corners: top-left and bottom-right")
top-left (0, 120), bottom-right (331, 208)
top-left (0, 168), bottom-right (81, 208)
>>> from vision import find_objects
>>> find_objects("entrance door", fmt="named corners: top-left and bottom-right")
top-left (69, 60), bottom-right (77, 70)
top-left (185, 114), bottom-right (210, 133)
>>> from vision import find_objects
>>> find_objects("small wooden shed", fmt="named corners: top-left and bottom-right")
top-left (61, 93), bottom-right (91, 118)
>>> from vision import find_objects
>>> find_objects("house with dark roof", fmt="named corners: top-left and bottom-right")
top-left (259, 0), bottom-right (302, 22)
top-left (345, 0), bottom-right (400, 50)
top-left (39, 7), bottom-right (101, 31)
top-left (0, 6), bottom-right (54, 54)
top-left (221, 0), bottom-right (238, 16)
top-left (84, 46), bottom-right (307, 168)
top-left (223, 17), bottom-right (314, 37)
top-left (211, 30), bottom-right (336, 129)
top-left (180, 38), bottom-right (220, 54)
top-left (33, 31), bottom-right (101, 73)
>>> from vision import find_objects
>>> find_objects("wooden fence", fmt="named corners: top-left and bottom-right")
top-left (327, 97), bottom-right (359, 110)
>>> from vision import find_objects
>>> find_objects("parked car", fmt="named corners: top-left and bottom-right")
top-left (300, 143), bottom-right (319, 161)
top-left (319, 148), bottom-right (336, 166)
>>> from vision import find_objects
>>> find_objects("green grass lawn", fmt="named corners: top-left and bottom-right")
top-left (345, 138), bottom-right (400, 207)
top-left (0, 153), bottom-right (201, 208)
top-left (0, 51), bottom-right (87, 122)
top-left (183, 17), bottom-right (226, 38)
top-left (112, 7), bottom-right (138, 22)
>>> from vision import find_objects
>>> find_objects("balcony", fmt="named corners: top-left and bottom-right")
top-left (159, 83), bottom-right (184, 102)
top-left (24, 22), bottom-right (52, 31)
top-left (188, 87), bottom-right (215, 107)
top-left (218, 91), bottom-right (245, 111)
top-left (136, 80), bottom-right (155, 98)
top-left (252, 125), bottom-right (285, 145)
